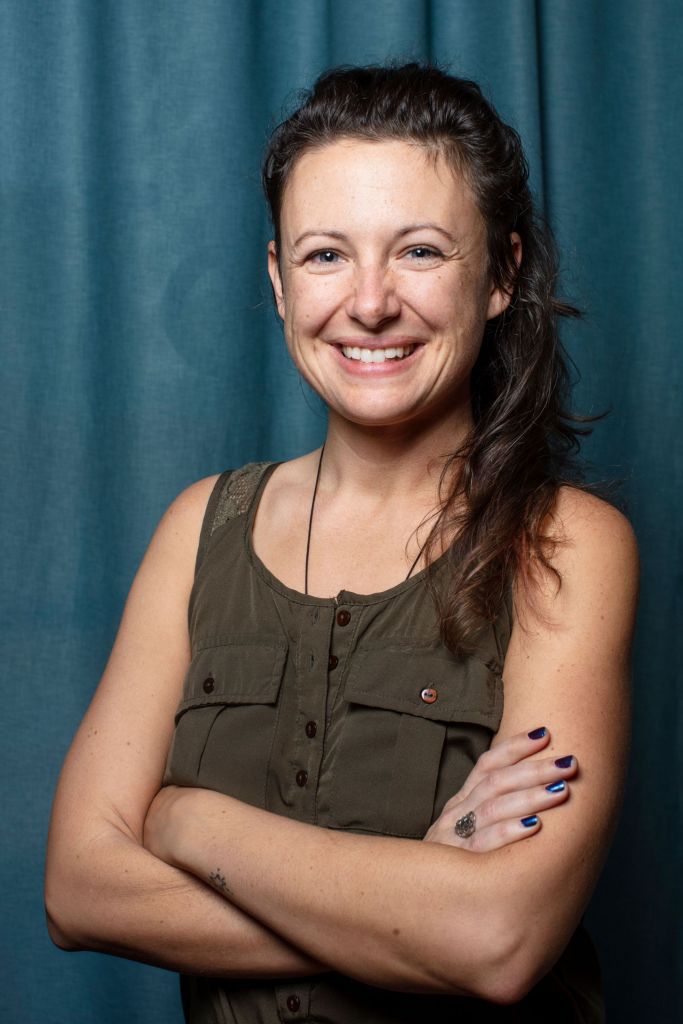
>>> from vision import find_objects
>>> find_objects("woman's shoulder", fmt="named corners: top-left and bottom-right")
top-left (165, 462), bottom-right (272, 538)
top-left (145, 475), bottom-right (224, 571)
top-left (164, 473), bottom-right (223, 529)
top-left (550, 486), bottom-right (638, 567)
top-left (518, 485), bottom-right (639, 629)
top-left (163, 455), bottom-right (316, 546)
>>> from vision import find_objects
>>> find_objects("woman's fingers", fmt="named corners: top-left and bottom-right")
top-left (465, 812), bottom-right (543, 852)
top-left (465, 777), bottom-right (572, 852)
top-left (477, 727), bottom-right (553, 771)
top-left (473, 777), bottom-right (570, 841)
top-left (453, 726), bottom-right (551, 804)
top-left (434, 776), bottom-right (572, 851)
top-left (423, 727), bottom-right (581, 849)
top-left (423, 729), bottom-right (581, 847)
top-left (464, 752), bottom-right (578, 811)
top-left (444, 746), bottom-right (578, 818)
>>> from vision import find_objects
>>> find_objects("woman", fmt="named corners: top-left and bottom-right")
top-left (45, 64), bottom-right (637, 1021)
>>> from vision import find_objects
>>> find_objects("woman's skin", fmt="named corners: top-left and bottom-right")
top-left (45, 140), bottom-right (638, 1004)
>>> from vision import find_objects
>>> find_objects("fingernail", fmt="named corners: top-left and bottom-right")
top-left (546, 781), bottom-right (566, 793)
top-left (521, 816), bottom-right (539, 827)
top-left (528, 727), bottom-right (547, 739)
top-left (554, 756), bottom-right (574, 768)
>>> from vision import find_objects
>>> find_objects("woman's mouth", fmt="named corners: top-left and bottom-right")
top-left (339, 344), bottom-right (417, 363)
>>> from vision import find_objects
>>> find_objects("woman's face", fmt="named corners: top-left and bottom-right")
top-left (268, 139), bottom-right (517, 433)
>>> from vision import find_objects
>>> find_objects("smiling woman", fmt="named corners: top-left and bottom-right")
top-left (268, 139), bottom-right (515, 440)
top-left (45, 64), bottom-right (637, 1023)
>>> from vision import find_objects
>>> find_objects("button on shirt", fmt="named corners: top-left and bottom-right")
top-left (163, 462), bottom-right (603, 1024)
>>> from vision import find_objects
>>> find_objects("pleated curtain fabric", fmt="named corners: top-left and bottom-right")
top-left (1, 2), bottom-right (680, 1022)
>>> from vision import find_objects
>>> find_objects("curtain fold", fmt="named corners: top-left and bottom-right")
top-left (1, 2), bottom-right (680, 1021)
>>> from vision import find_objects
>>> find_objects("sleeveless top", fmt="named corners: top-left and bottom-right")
top-left (163, 462), bottom-right (605, 1024)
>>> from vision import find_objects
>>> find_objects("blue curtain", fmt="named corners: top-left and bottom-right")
top-left (1, 2), bottom-right (680, 1021)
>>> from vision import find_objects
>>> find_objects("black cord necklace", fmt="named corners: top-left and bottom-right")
top-left (303, 443), bottom-right (325, 596)
top-left (303, 443), bottom-right (426, 596)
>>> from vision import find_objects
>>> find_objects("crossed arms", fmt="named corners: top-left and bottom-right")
top-left (45, 476), bottom-right (637, 1004)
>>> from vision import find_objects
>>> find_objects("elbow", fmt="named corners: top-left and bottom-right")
top-left (476, 963), bottom-right (537, 1007)
top-left (44, 879), bottom-right (84, 952)
top-left (470, 924), bottom-right (554, 1006)
top-left (45, 906), bottom-right (81, 952)
top-left (435, 910), bottom-right (544, 1006)
top-left (44, 848), bottom-right (91, 952)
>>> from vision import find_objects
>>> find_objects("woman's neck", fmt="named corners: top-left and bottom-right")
top-left (319, 405), bottom-right (473, 504)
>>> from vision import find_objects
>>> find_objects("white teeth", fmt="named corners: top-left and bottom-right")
top-left (340, 345), bottom-right (415, 362)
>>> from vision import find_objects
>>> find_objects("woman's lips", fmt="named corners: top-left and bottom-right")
top-left (330, 342), bottom-right (424, 375)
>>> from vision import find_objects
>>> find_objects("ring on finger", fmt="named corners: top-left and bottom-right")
top-left (454, 810), bottom-right (476, 839)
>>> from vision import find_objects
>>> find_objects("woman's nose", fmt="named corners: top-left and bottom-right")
top-left (345, 265), bottom-right (400, 327)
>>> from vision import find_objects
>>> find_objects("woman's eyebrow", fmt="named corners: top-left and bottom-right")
top-left (292, 229), bottom-right (348, 248)
top-left (292, 224), bottom-right (457, 248)
top-left (396, 223), bottom-right (457, 244)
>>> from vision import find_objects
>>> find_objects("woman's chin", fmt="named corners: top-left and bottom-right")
top-left (327, 399), bottom-right (432, 432)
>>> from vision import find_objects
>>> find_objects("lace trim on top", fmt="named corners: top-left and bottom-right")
top-left (211, 461), bottom-right (273, 533)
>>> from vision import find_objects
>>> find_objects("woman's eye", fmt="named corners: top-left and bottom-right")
top-left (309, 250), bottom-right (340, 264)
top-left (406, 246), bottom-right (441, 261)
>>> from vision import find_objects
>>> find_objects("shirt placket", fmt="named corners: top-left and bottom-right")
top-left (289, 599), bottom-right (364, 822)
top-left (272, 599), bottom-right (360, 1022)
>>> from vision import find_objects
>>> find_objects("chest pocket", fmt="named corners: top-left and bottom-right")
top-left (327, 645), bottom-right (503, 839)
top-left (163, 636), bottom-right (287, 809)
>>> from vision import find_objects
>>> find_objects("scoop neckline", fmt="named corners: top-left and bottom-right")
top-left (243, 460), bottom-right (452, 607)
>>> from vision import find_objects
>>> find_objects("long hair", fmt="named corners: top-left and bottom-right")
top-left (262, 63), bottom-right (589, 655)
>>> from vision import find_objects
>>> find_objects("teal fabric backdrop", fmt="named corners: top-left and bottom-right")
top-left (1, 1), bottom-right (680, 1021)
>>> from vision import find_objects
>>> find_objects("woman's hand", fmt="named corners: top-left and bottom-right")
top-left (423, 728), bottom-right (578, 852)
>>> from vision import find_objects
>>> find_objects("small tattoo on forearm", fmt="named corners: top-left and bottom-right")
top-left (209, 867), bottom-right (233, 896)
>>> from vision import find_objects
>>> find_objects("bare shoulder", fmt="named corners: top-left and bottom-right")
top-left (169, 473), bottom-right (221, 513)
top-left (551, 485), bottom-right (638, 562)
top-left (142, 474), bottom-right (221, 573)
top-left (156, 474), bottom-right (221, 539)
top-left (517, 487), bottom-right (639, 627)
top-left (105, 471), bottom-right (223, 664)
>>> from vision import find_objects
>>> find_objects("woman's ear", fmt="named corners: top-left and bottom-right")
top-left (267, 241), bottom-right (285, 319)
top-left (486, 232), bottom-right (522, 320)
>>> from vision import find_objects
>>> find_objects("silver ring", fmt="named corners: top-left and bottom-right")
top-left (454, 810), bottom-right (476, 839)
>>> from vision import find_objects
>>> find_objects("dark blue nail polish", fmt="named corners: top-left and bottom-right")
top-left (546, 781), bottom-right (566, 793)
top-left (521, 816), bottom-right (538, 827)
top-left (554, 756), bottom-right (574, 768)
top-left (528, 727), bottom-right (547, 739)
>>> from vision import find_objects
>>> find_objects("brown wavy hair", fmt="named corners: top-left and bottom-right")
top-left (262, 63), bottom-right (590, 655)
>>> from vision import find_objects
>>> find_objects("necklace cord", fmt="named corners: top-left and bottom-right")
top-left (304, 444), bottom-right (325, 596)
top-left (304, 443), bottom-right (428, 595)
top-left (404, 537), bottom-right (424, 581)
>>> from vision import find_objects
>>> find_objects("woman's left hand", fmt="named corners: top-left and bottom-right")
top-left (423, 728), bottom-right (577, 852)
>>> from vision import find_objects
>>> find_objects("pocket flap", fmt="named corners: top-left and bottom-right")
top-left (176, 635), bottom-right (288, 721)
top-left (342, 644), bottom-right (502, 730)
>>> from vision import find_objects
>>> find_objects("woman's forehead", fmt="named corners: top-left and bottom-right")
top-left (279, 138), bottom-right (482, 241)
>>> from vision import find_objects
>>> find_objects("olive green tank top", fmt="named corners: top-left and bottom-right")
top-left (164, 462), bottom-right (605, 1024)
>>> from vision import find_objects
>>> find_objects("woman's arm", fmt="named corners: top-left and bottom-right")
top-left (142, 488), bottom-right (638, 1003)
top-left (45, 478), bottom-right (326, 978)
top-left (46, 471), bottom-right (573, 983)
